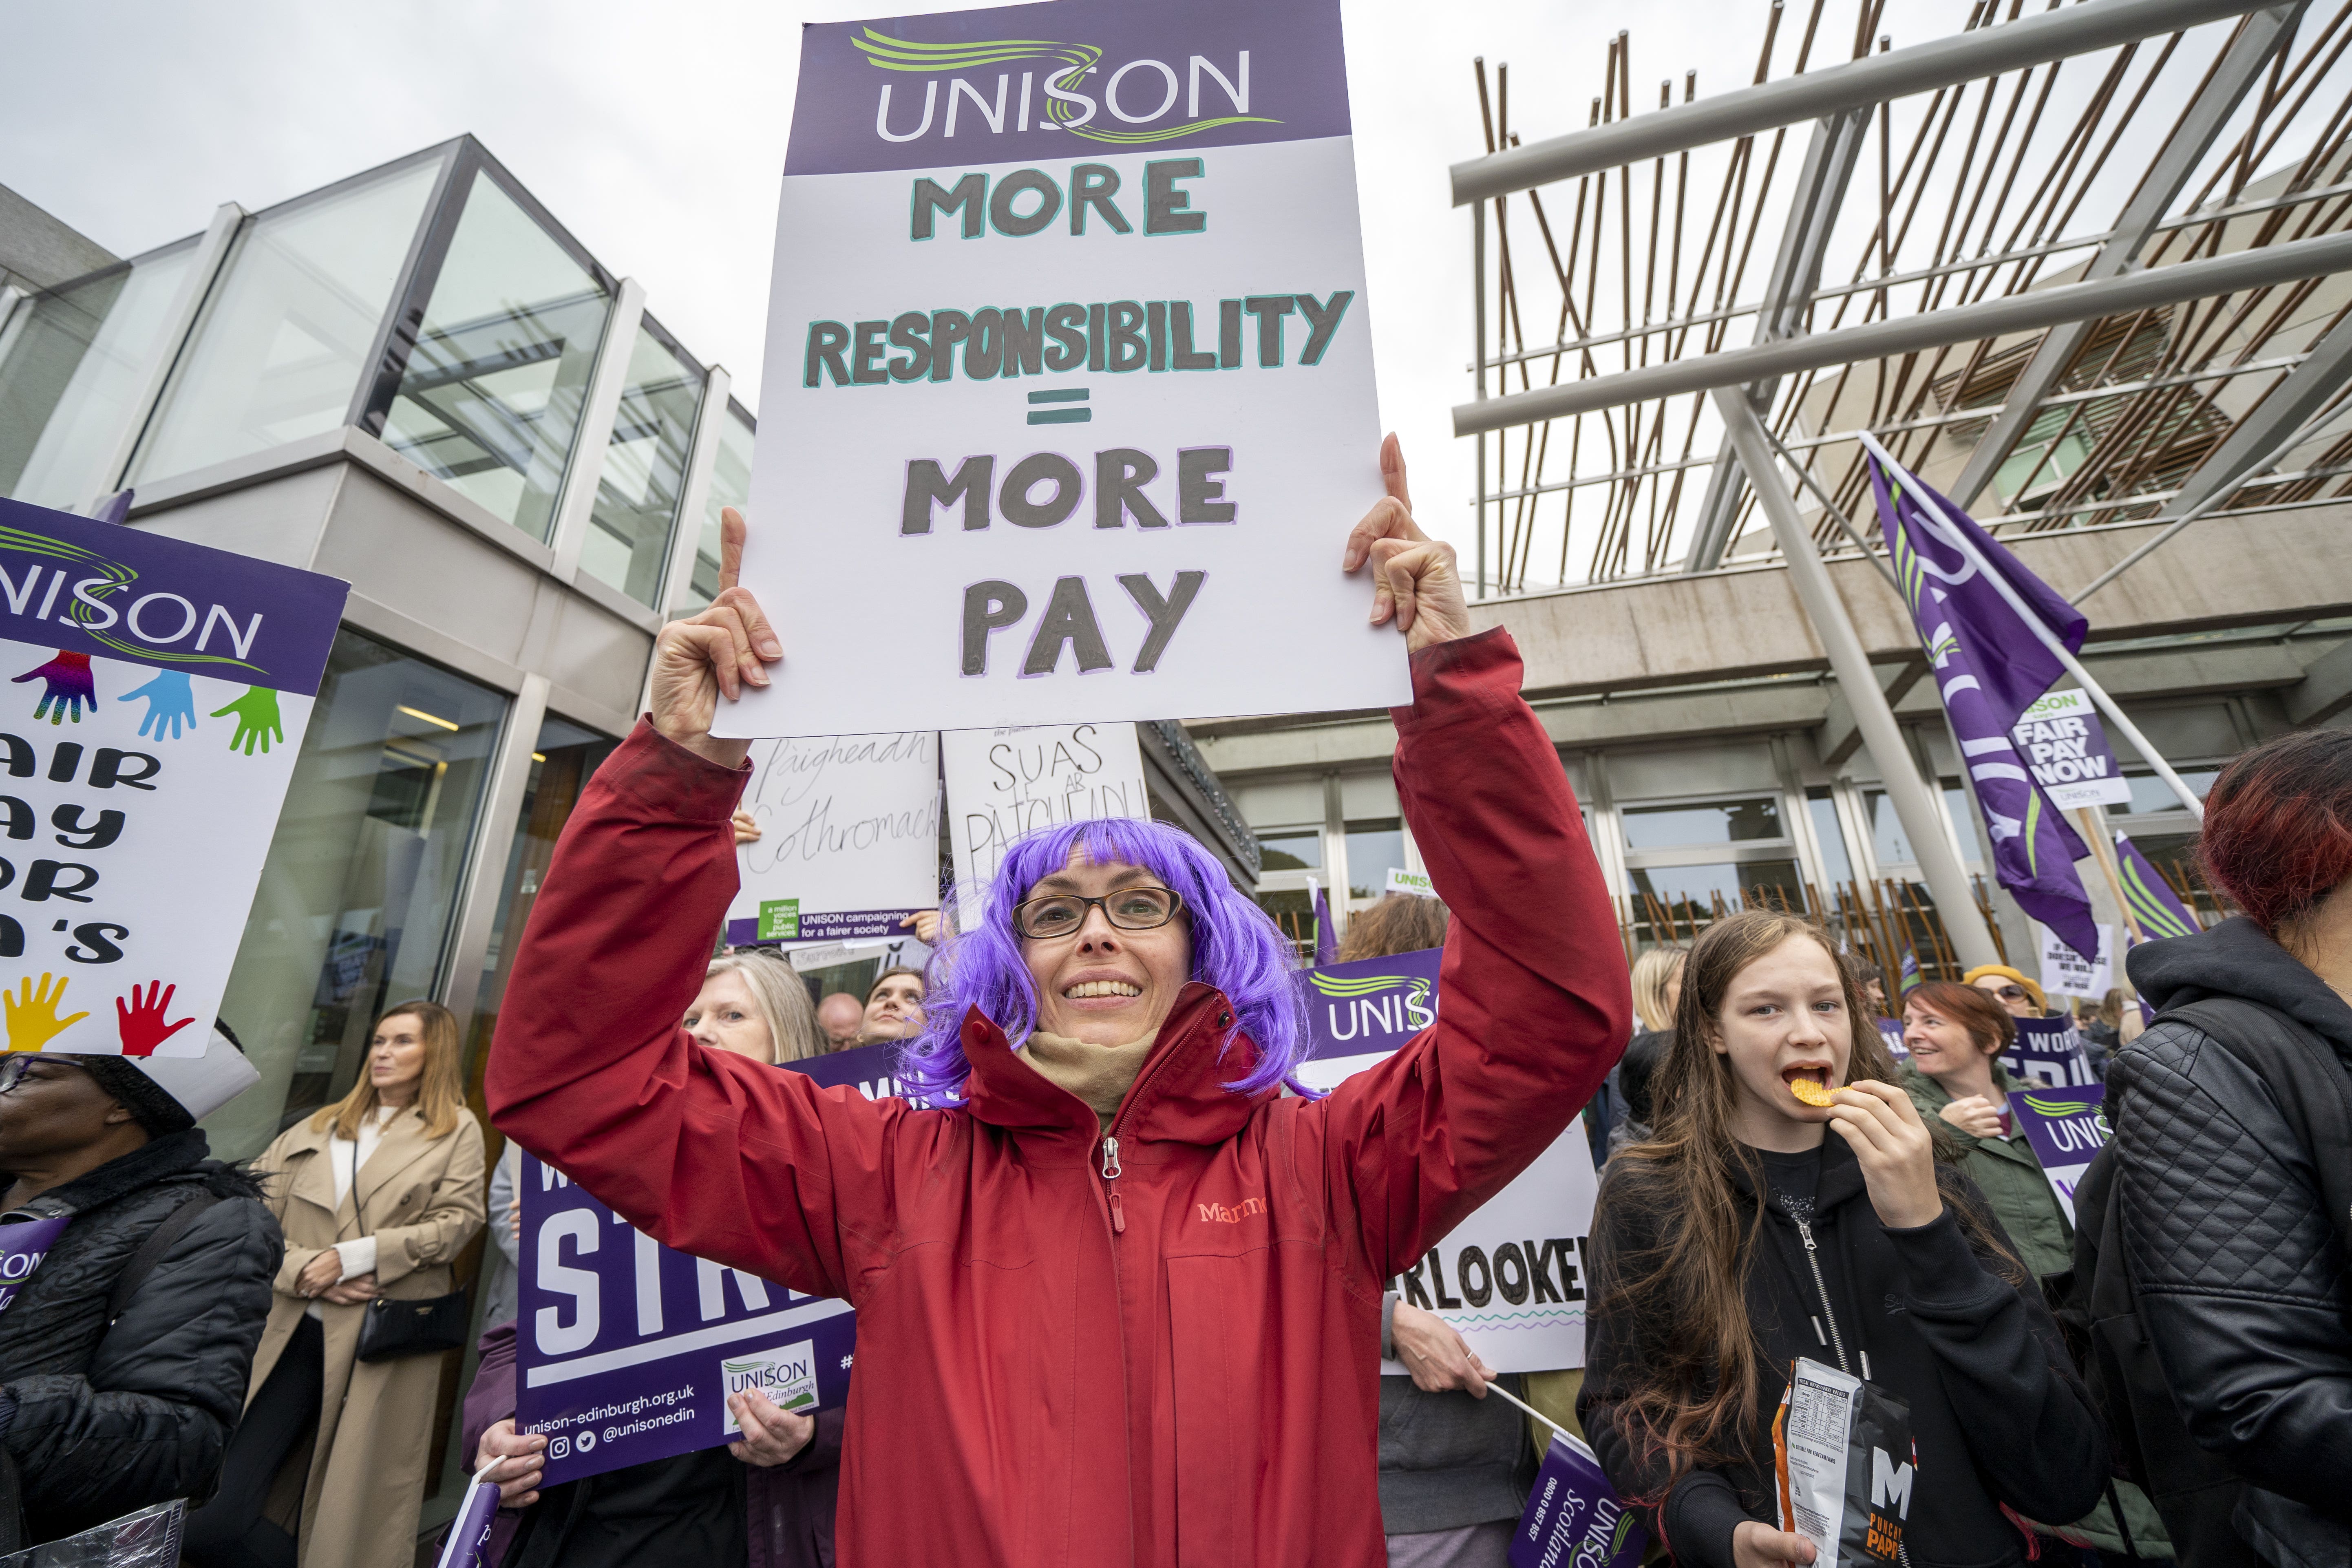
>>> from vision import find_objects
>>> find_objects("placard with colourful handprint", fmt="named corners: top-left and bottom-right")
top-left (0, 497), bottom-right (347, 1056)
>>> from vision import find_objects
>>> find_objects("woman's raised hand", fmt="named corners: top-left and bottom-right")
top-left (1343, 435), bottom-right (1471, 653)
top-left (1939, 1094), bottom-right (2005, 1140)
top-left (650, 506), bottom-right (780, 768)
top-left (1827, 1080), bottom-right (1945, 1230)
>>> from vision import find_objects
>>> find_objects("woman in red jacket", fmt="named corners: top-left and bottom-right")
top-left (486, 437), bottom-right (1631, 1568)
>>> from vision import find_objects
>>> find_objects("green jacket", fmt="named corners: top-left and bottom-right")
top-left (1897, 1060), bottom-right (2074, 1281)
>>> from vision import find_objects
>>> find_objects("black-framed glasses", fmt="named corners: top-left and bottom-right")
top-left (1013, 887), bottom-right (1185, 941)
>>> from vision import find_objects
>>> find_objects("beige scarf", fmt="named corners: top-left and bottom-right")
top-left (1020, 1030), bottom-right (1160, 1133)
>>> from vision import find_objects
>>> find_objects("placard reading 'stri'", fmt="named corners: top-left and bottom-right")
top-left (721, 0), bottom-right (1405, 738)
top-left (0, 498), bottom-right (347, 1056)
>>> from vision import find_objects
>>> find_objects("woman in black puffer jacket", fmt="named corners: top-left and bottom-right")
top-left (2111, 729), bottom-right (2352, 1568)
top-left (0, 1042), bottom-right (280, 1549)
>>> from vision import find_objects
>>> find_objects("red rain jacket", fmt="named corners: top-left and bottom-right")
top-left (487, 627), bottom-right (1630, 1568)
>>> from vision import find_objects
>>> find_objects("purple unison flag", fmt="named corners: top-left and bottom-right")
top-left (1866, 450), bottom-right (2100, 961)
top-left (2114, 833), bottom-right (2200, 942)
top-left (1897, 945), bottom-right (1923, 997)
top-left (1312, 884), bottom-right (1338, 966)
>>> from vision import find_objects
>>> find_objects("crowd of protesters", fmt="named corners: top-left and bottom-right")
top-left (2, 462), bottom-right (2351, 1568)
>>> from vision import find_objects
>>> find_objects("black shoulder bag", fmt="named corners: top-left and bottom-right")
top-left (349, 1133), bottom-right (472, 1363)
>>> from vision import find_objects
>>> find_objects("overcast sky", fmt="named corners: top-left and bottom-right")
top-left (4, 0), bottom-right (1938, 559)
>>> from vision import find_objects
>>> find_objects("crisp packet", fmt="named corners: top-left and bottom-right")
top-left (1773, 1357), bottom-right (1915, 1568)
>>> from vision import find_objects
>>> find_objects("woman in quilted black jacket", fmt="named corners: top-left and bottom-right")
top-left (2115, 728), bottom-right (2352, 1568)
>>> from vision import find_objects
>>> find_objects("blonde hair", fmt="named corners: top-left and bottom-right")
top-left (1630, 944), bottom-right (1688, 1033)
top-left (708, 951), bottom-right (824, 1063)
top-left (313, 1000), bottom-right (468, 1141)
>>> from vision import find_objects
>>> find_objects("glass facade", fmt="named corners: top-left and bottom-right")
top-left (1344, 819), bottom-right (1404, 900)
top-left (669, 401), bottom-right (753, 618)
top-left (459, 716), bottom-right (619, 1101)
top-left (1621, 796), bottom-right (1782, 848)
top-left (580, 320), bottom-right (702, 605)
top-left (0, 241), bottom-right (197, 508)
top-left (378, 168), bottom-right (611, 543)
top-left (130, 159), bottom-right (440, 485)
top-left (203, 630), bottom-right (507, 1160)
top-left (1257, 828), bottom-right (1321, 870)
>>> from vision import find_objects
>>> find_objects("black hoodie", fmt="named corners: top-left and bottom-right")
top-left (2117, 918), bottom-right (2352, 1568)
top-left (1578, 1140), bottom-right (2108, 1568)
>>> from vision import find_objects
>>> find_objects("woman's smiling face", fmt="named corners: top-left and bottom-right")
top-left (1021, 850), bottom-right (1192, 1047)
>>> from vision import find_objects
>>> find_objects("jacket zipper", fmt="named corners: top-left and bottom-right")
top-left (1792, 1217), bottom-right (1850, 1375)
top-left (1102, 1135), bottom-right (1124, 1232)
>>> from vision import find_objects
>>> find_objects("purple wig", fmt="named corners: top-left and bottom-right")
top-left (899, 815), bottom-right (1308, 1103)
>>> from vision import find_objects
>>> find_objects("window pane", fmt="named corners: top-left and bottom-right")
top-left (131, 162), bottom-right (440, 485)
top-left (380, 171), bottom-right (611, 543)
top-left (1621, 796), bottom-right (1782, 849)
top-left (1806, 788), bottom-right (1853, 884)
top-left (0, 244), bottom-right (197, 507)
top-left (1864, 789), bottom-right (1915, 869)
top-left (1345, 818), bottom-right (1403, 900)
top-left (201, 629), bottom-right (506, 1159)
top-left (581, 323), bottom-right (702, 605)
top-left (1628, 859), bottom-right (1805, 941)
top-left (458, 715), bottom-right (620, 1088)
top-left (1257, 829), bottom-right (1321, 871)
top-left (1940, 784), bottom-right (1986, 874)
top-left (669, 403), bottom-right (753, 619)
top-left (2106, 768), bottom-right (2219, 816)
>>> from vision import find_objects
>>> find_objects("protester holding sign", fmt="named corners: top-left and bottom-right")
top-left (191, 1002), bottom-right (484, 1568)
top-left (487, 442), bottom-right (1632, 1568)
top-left (1579, 911), bottom-right (2105, 1568)
top-left (2111, 730), bottom-right (2352, 1568)
top-left (0, 1031), bottom-right (277, 1553)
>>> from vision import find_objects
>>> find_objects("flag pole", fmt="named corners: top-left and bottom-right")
top-left (1717, 393), bottom-right (2001, 967)
top-left (2072, 806), bottom-right (2144, 947)
top-left (1854, 430), bottom-right (2205, 823)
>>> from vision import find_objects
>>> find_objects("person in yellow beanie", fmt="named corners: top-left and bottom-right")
top-left (1963, 963), bottom-right (2049, 1018)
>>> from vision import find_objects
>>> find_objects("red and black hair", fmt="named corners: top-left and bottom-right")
top-left (2199, 729), bottom-right (2352, 932)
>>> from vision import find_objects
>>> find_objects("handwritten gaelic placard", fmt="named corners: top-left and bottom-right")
top-left (0, 497), bottom-right (345, 1056)
top-left (726, 733), bottom-right (941, 945)
top-left (944, 721), bottom-right (1148, 907)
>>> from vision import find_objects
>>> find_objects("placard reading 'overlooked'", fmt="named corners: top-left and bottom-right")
top-left (1294, 948), bottom-right (1600, 1372)
top-left (0, 498), bottom-right (345, 1057)
top-left (719, 0), bottom-right (1406, 739)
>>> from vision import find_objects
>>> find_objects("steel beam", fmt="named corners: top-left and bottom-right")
top-left (1451, 0), bottom-right (2271, 205)
top-left (1947, 2), bottom-right (2306, 507)
top-left (1453, 227), bottom-right (2352, 435)
top-left (1714, 389), bottom-right (2001, 966)
top-left (2071, 316), bottom-right (2352, 601)
top-left (1687, 109), bottom-right (1870, 572)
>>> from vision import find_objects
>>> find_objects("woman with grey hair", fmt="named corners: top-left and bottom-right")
top-left (688, 949), bottom-right (824, 1064)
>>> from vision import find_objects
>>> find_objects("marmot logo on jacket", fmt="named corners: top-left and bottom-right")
top-left (1197, 1197), bottom-right (1265, 1223)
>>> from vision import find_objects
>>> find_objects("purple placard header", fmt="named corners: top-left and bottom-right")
top-left (724, 907), bottom-right (926, 946)
top-left (0, 497), bottom-right (348, 697)
top-left (786, 0), bottom-right (1352, 178)
top-left (1299, 945), bottom-right (1443, 1064)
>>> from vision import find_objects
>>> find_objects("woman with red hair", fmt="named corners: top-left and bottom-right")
top-left (2112, 728), bottom-right (2352, 1568)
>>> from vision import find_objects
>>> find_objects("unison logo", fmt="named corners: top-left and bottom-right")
top-left (855, 29), bottom-right (1278, 147)
top-left (0, 526), bottom-right (269, 676)
top-left (720, 1341), bottom-right (819, 1430)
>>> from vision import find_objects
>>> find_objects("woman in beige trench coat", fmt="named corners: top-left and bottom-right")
top-left (183, 1000), bottom-right (484, 1568)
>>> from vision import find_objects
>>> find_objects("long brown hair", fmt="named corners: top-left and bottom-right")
top-left (1334, 893), bottom-right (1449, 962)
top-left (1595, 912), bottom-right (2014, 1490)
top-left (312, 999), bottom-right (468, 1141)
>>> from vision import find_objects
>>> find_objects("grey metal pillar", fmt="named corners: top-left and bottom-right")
top-left (1713, 388), bottom-right (2001, 967)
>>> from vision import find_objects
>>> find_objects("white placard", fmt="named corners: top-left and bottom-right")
top-left (716, 0), bottom-right (1409, 740)
top-left (2010, 689), bottom-right (2133, 809)
top-left (1385, 868), bottom-right (1437, 898)
top-left (0, 497), bottom-right (347, 1057)
top-left (2038, 921), bottom-right (2114, 1000)
top-left (726, 733), bottom-right (941, 945)
top-left (1294, 1046), bottom-right (1600, 1372)
top-left (945, 722), bottom-right (1148, 909)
